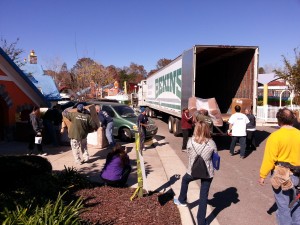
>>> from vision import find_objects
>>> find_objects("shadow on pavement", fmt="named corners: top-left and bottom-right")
top-left (188, 187), bottom-right (239, 223)
top-left (148, 174), bottom-right (181, 206)
top-left (152, 174), bottom-right (181, 193)
top-left (255, 130), bottom-right (271, 147)
top-left (154, 135), bottom-right (166, 142)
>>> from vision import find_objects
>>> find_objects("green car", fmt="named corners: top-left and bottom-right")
top-left (88, 101), bottom-right (158, 142)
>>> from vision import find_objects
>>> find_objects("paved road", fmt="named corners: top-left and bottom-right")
top-left (153, 118), bottom-right (277, 225)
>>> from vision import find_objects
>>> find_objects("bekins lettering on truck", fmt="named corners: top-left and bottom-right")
top-left (155, 68), bottom-right (182, 99)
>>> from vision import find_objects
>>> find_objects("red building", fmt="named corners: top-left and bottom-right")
top-left (0, 47), bottom-right (49, 141)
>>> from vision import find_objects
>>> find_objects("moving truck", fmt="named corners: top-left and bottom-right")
top-left (138, 45), bottom-right (259, 136)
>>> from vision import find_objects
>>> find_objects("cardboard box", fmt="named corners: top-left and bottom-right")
top-left (231, 98), bottom-right (252, 114)
top-left (188, 97), bottom-right (223, 127)
top-left (87, 127), bottom-right (108, 148)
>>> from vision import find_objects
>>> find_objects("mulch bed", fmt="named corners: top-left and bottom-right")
top-left (76, 186), bottom-right (181, 225)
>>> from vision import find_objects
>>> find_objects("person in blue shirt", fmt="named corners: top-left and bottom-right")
top-left (137, 107), bottom-right (148, 151)
top-left (95, 105), bottom-right (115, 148)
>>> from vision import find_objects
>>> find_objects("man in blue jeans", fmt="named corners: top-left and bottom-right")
top-left (259, 108), bottom-right (300, 225)
top-left (95, 105), bottom-right (115, 148)
top-left (228, 105), bottom-right (249, 158)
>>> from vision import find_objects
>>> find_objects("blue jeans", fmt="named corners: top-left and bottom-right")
top-left (178, 173), bottom-right (213, 225)
top-left (229, 136), bottom-right (246, 157)
top-left (106, 122), bottom-right (115, 147)
top-left (273, 175), bottom-right (300, 225)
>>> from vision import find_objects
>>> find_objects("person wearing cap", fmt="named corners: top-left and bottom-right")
top-left (181, 107), bottom-right (193, 152)
top-left (95, 105), bottom-right (115, 148)
top-left (137, 107), bottom-right (148, 151)
top-left (62, 104), bottom-right (98, 164)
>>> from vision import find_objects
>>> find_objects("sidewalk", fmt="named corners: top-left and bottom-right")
top-left (0, 139), bottom-right (219, 225)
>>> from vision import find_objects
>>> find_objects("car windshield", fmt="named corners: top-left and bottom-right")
top-left (113, 105), bottom-right (137, 118)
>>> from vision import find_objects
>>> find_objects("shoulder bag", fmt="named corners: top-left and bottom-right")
top-left (190, 142), bottom-right (209, 179)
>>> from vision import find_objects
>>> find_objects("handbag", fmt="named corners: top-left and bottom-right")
top-left (190, 142), bottom-right (209, 179)
top-left (212, 152), bottom-right (220, 170)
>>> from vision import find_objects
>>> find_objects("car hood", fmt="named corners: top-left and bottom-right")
top-left (119, 116), bottom-right (155, 126)
top-left (122, 117), bottom-right (137, 125)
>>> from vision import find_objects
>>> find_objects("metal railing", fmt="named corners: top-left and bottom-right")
top-left (257, 105), bottom-right (300, 122)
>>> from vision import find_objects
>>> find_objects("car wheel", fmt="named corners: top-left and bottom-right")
top-left (168, 116), bottom-right (174, 133)
top-left (173, 118), bottom-right (181, 137)
top-left (119, 127), bottom-right (132, 142)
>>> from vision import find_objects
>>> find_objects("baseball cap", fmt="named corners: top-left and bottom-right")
top-left (77, 104), bottom-right (84, 112)
top-left (140, 107), bottom-right (146, 113)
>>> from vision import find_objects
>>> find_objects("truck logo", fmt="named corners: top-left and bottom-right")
top-left (155, 68), bottom-right (182, 99)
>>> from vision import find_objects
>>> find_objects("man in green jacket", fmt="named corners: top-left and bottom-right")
top-left (62, 104), bottom-right (98, 164)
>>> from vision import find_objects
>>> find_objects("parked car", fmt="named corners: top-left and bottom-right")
top-left (70, 100), bottom-right (158, 142)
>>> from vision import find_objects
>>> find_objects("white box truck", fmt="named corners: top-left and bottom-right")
top-left (138, 45), bottom-right (259, 136)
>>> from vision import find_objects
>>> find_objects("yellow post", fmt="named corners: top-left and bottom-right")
top-left (124, 81), bottom-right (127, 94)
top-left (263, 84), bottom-right (268, 121)
top-left (263, 84), bottom-right (268, 106)
top-left (130, 131), bottom-right (144, 200)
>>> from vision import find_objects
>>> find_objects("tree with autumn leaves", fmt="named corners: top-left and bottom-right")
top-left (274, 48), bottom-right (300, 104)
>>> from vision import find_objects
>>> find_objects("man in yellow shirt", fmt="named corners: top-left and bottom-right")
top-left (259, 108), bottom-right (300, 225)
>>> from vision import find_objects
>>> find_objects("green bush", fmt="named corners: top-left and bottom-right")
top-left (1, 192), bottom-right (85, 225)
top-left (53, 166), bottom-right (93, 193)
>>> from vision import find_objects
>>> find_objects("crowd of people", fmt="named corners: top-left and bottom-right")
top-left (176, 106), bottom-right (300, 225)
top-left (26, 103), bottom-right (146, 187)
top-left (26, 102), bottom-right (300, 224)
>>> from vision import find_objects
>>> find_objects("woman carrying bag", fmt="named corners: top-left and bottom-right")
top-left (174, 121), bottom-right (218, 225)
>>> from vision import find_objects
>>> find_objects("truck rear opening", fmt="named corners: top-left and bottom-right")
top-left (193, 46), bottom-right (257, 114)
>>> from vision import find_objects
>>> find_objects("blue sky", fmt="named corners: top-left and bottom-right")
top-left (1, 0), bottom-right (299, 73)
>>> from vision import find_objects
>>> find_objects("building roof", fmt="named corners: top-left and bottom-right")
top-left (21, 63), bottom-right (61, 101)
top-left (258, 73), bottom-right (279, 84)
top-left (0, 47), bottom-right (50, 107)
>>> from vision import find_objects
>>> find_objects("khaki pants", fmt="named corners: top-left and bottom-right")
top-left (70, 138), bottom-right (89, 162)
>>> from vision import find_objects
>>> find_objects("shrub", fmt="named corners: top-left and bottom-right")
top-left (1, 192), bottom-right (85, 225)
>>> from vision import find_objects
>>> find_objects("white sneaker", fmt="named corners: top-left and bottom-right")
top-left (173, 198), bottom-right (187, 207)
top-left (42, 153), bottom-right (47, 156)
top-left (143, 148), bottom-right (146, 151)
top-left (83, 158), bottom-right (89, 163)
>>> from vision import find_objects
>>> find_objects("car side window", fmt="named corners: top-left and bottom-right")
top-left (102, 105), bottom-right (115, 117)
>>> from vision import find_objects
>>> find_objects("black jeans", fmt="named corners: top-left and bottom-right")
top-left (246, 130), bottom-right (256, 150)
top-left (182, 129), bottom-right (191, 149)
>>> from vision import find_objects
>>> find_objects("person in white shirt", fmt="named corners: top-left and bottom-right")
top-left (228, 105), bottom-right (250, 158)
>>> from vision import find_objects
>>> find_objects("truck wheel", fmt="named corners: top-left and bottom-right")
top-left (145, 107), bottom-right (150, 117)
top-left (119, 128), bottom-right (132, 142)
top-left (168, 116), bottom-right (174, 133)
top-left (173, 118), bottom-right (181, 137)
top-left (149, 109), bottom-right (155, 118)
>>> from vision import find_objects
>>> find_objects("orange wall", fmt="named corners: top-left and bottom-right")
top-left (0, 80), bottom-right (36, 125)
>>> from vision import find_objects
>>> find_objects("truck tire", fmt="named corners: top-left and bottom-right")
top-left (168, 116), bottom-right (174, 133)
top-left (145, 107), bottom-right (150, 117)
top-left (119, 127), bottom-right (132, 142)
top-left (149, 109), bottom-right (155, 118)
top-left (173, 118), bottom-right (181, 137)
